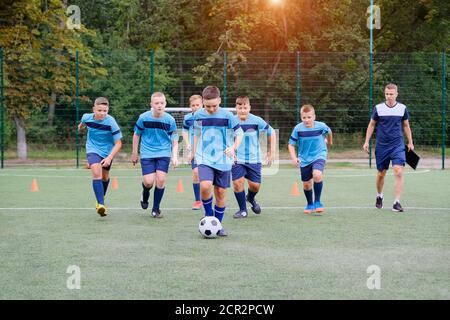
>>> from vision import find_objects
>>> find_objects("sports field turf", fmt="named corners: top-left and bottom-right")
top-left (0, 166), bottom-right (449, 300)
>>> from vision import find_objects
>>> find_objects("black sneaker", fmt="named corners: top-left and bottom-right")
top-left (246, 195), bottom-right (261, 214)
top-left (392, 202), bottom-right (404, 212)
top-left (375, 196), bottom-right (383, 209)
top-left (140, 201), bottom-right (149, 210)
top-left (217, 228), bottom-right (228, 237)
top-left (140, 195), bottom-right (149, 210)
top-left (233, 210), bottom-right (248, 219)
top-left (151, 208), bottom-right (163, 218)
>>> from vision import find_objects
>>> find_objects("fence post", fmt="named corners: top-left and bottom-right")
top-left (0, 48), bottom-right (4, 169)
top-left (368, 51), bottom-right (374, 168)
top-left (296, 51), bottom-right (301, 123)
top-left (75, 50), bottom-right (80, 169)
top-left (149, 49), bottom-right (154, 97)
top-left (442, 52), bottom-right (447, 170)
top-left (223, 51), bottom-right (227, 108)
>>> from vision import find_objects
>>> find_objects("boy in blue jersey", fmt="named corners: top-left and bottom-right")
top-left (191, 86), bottom-right (243, 236)
top-left (288, 104), bottom-right (332, 214)
top-left (131, 92), bottom-right (179, 218)
top-left (182, 94), bottom-right (203, 210)
top-left (78, 97), bottom-right (122, 217)
top-left (231, 96), bottom-right (276, 218)
top-left (363, 83), bottom-right (414, 212)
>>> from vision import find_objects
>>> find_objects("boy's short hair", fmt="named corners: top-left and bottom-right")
top-left (301, 104), bottom-right (315, 114)
top-left (202, 86), bottom-right (220, 100)
top-left (189, 95), bottom-right (202, 103)
top-left (236, 96), bottom-right (250, 105)
top-left (385, 83), bottom-right (398, 91)
top-left (151, 92), bottom-right (166, 101)
top-left (94, 97), bottom-right (109, 106)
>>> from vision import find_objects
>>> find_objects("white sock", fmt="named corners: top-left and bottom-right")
top-left (394, 199), bottom-right (400, 204)
top-left (377, 193), bottom-right (383, 198)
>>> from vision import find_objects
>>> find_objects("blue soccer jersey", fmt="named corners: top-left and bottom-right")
top-left (194, 107), bottom-right (243, 171)
top-left (134, 111), bottom-right (178, 158)
top-left (372, 102), bottom-right (409, 147)
top-left (235, 113), bottom-right (273, 164)
top-left (182, 110), bottom-right (199, 146)
top-left (289, 121), bottom-right (331, 167)
top-left (81, 113), bottom-right (122, 158)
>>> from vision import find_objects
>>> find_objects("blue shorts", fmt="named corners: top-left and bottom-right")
top-left (231, 163), bottom-right (262, 183)
top-left (198, 165), bottom-right (231, 189)
top-left (191, 158), bottom-right (198, 170)
top-left (141, 157), bottom-right (171, 175)
top-left (300, 159), bottom-right (326, 181)
top-left (87, 153), bottom-right (112, 171)
top-left (375, 144), bottom-right (405, 171)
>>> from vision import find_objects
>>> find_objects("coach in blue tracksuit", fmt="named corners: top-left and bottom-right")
top-left (363, 83), bottom-right (414, 213)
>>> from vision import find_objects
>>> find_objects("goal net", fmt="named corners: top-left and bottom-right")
top-left (165, 107), bottom-right (236, 164)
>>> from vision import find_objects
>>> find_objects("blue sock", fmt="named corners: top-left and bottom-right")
top-left (214, 205), bottom-right (225, 222)
top-left (314, 181), bottom-right (323, 203)
top-left (304, 189), bottom-right (313, 205)
top-left (202, 197), bottom-right (213, 216)
top-left (193, 183), bottom-right (200, 201)
top-left (142, 183), bottom-right (151, 203)
top-left (152, 187), bottom-right (165, 211)
top-left (247, 190), bottom-right (257, 204)
top-left (102, 179), bottom-right (110, 196)
top-left (92, 179), bottom-right (104, 205)
top-left (234, 191), bottom-right (247, 211)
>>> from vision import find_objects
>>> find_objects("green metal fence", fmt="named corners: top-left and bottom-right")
top-left (0, 49), bottom-right (448, 168)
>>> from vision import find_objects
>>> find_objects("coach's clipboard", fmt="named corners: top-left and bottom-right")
top-left (405, 146), bottom-right (420, 170)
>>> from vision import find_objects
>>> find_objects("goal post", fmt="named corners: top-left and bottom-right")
top-left (165, 107), bottom-right (236, 164)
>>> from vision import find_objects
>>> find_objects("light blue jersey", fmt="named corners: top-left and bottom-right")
top-left (182, 111), bottom-right (198, 146)
top-left (81, 113), bottom-right (122, 158)
top-left (289, 121), bottom-right (331, 167)
top-left (194, 107), bottom-right (243, 171)
top-left (134, 111), bottom-right (178, 159)
top-left (234, 113), bottom-right (273, 164)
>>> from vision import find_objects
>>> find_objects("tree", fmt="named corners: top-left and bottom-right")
top-left (0, 0), bottom-right (104, 159)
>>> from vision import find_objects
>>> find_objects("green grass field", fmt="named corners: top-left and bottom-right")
top-left (0, 166), bottom-right (449, 300)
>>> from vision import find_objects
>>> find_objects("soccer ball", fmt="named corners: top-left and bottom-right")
top-left (198, 216), bottom-right (222, 238)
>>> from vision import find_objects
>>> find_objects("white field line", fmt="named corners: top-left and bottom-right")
top-left (0, 206), bottom-right (448, 211)
top-left (0, 170), bottom-right (431, 179)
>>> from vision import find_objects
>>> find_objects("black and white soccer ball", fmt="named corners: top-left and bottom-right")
top-left (198, 216), bottom-right (222, 238)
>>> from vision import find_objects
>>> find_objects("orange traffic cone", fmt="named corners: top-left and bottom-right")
top-left (112, 177), bottom-right (119, 190)
top-left (176, 179), bottom-right (184, 193)
top-left (290, 182), bottom-right (300, 196)
top-left (31, 179), bottom-right (40, 192)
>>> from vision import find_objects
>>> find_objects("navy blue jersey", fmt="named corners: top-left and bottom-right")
top-left (372, 102), bottom-right (409, 147)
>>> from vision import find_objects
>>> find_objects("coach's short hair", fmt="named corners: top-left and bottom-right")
top-left (151, 92), bottom-right (166, 101)
top-left (189, 94), bottom-right (202, 103)
top-left (385, 83), bottom-right (398, 91)
top-left (300, 104), bottom-right (315, 114)
top-left (94, 97), bottom-right (109, 106)
top-left (202, 86), bottom-right (220, 100)
top-left (236, 96), bottom-right (250, 105)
